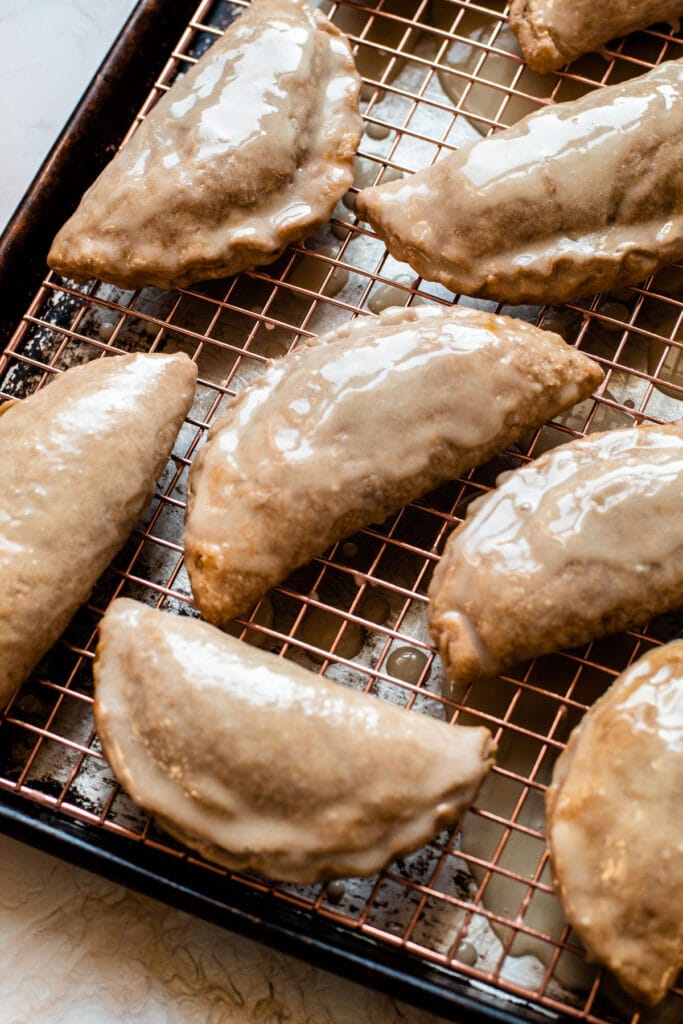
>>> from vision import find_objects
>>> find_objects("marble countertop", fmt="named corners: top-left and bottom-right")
top-left (0, 0), bottom-right (134, 225)
top-left (1, 833), bottom-right (445, 1024)
top-left (0, 3), bottom-right (448, 1021)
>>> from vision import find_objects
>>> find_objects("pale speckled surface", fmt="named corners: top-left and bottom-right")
top-left (0, 5), bottom-right (450, 1022)
top-left (0, 0), bottom-right (137, 225)
top-left (0, 833), bottom-right (450, 1023)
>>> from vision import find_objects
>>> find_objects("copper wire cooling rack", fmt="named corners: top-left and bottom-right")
top-left (1, 1), bottom-right (683, 1021)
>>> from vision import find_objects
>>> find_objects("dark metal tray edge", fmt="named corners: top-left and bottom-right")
top-left (0, 3), bottom-right (571, 1021)
top-left (0, 791), bottom-right (561, 1024)
top-left (0, 0), bottom-right (200, 346)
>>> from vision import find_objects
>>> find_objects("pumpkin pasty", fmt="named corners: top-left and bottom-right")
top-left (429, 421), bottom-right (683, 697)
top-left (0, 353), bottom-right (197, 707)
top-left (510, 0), bottom-right (683, 74)
top-left (356, 59), bottom-right (683, 306)
top-left (94, 598), bottom-right (496, 882)
top-left (48, 0), bottom-right (362, 290)
top-left (184, 304), bottom-right (603, 625)
top-left (547, 640), bottom-right (683, 1005)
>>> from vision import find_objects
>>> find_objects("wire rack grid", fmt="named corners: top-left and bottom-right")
top-left (1, 2), bottom-right (682, 1022)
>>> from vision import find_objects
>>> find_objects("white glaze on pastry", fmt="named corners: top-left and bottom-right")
top-left (546, 640), bottom-right (683, 1005)
top-left (356, 59), bottom-right (683, 305)
top-left (429, 420), bottom-right (683, 696)
top-left (184, 304), bottom-right (602, 624)
top-left (0, 353), bottom-right (197, 707)
top-left (94, 598), bottom-right (496, 883)
top-left (48, 0), bottom-right (361, 290)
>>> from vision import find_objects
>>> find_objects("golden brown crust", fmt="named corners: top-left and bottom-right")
top-left (0, 354), bottom-right (197, 706)
top-left (432, 549), bottom-right (683, 686)
top-left (509, 0), bottom-right (683, 74)
top-left (508, 0), bottom-right (564, 74)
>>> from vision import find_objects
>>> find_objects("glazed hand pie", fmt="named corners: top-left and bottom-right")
top-left (510, 0), bottom-right (683, 73)
top-left (47, 0), bottom-right (361, 290)
top-left (356, 59), bottom-right (683, 306)
top-left (0, 353), bottom-right (197, 707)
top-left (429, 420), bottom-right (683, 697)
top-left (546, 641), bottom-right (683, 1005)
top-left (94, 598), bottom-right (496, 883)
top-left (184, 304), bottom-right (603, 625)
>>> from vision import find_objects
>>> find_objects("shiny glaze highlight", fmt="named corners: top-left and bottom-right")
top-left (455, 426), bottom-right (683, 575)
top-left (546, 640), bottom-right (683, 1005)
top-left (429, 420), bottom-right (683, 695)
top-left (48, 0), bottom-right (361, 290)
top-left (357, 59), bottom-right (683, 305)
top-left (94, 598), bottom-right (495, 883)
top-left (184, 304), bottom-right (602, 624)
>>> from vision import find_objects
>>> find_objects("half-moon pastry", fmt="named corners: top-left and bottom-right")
top-left (429, 420), bottom-right (683, 697)
top-left (94, 598), bottom-right (496, 883)
top-left (47, 0), bottom-right (361, 290)
top-left (184, 304), bottom-right (603, 625)
top-left (0, 353), bottom-right (197, 707)
top-left (356, 59), bottom-right (683, 306)
top-left (546, 641), bottom-right (683, 1005)
top-left (510, 0), bottom-right (683, 74)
